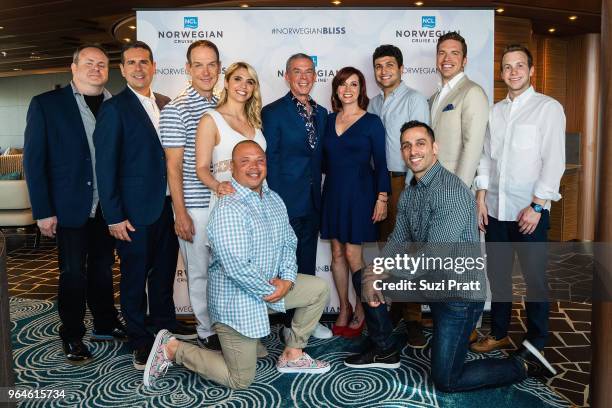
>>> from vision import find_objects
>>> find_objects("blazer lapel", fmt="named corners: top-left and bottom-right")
top-left (432, 75), bottom-right (469, 128)
top-left (283, 94), bottom-right (312, 150)
top-left (124, 88), bottom-right (161, 147)
top-left (62, 85), bottom-right (89, 150)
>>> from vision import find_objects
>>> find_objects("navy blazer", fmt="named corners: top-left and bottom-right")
top-left (93, 87), bottom-right (170, 226)
top-left (262, 92), bottom-right (327, 218)
top-left (23, 85), bottom-right (98, 228)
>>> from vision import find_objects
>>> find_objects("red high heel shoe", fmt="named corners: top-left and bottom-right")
top-left (332, 309), bottom-right (353, 336)
top-left (341, 316), bottom-right (365, 338)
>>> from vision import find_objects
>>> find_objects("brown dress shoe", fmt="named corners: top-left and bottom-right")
top-left (469, 330), bottom-right (478, 343)
top-left (470, 335), bottom-right (511, 353)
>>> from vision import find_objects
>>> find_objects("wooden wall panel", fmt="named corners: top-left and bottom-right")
top-left (493, 16), bottom-right (534, 102)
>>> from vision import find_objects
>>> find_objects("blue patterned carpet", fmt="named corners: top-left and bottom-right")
top-left (10, 297), bottom-right (570, 407)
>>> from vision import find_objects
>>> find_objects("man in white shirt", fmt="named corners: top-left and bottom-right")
top-left (94, 41), bottom-right (195, 371)
top-left (429, 32), bottom-right (489, 187)
top-left (472, 44), bottom-right (566, 353)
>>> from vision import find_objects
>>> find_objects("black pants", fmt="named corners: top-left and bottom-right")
top-left (283, 209), bottom-right (320, 327)
top-left (116, 197), bottom-right (179, 350)
top-left (485, 211), bottom-right (550, 350)
top-left (56, 205), bottom-right (118, 342)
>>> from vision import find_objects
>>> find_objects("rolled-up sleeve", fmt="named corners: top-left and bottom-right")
top-left (533, 101), bottom-right (565, 201)
top-left (474, 122), bottom-right (492, 191)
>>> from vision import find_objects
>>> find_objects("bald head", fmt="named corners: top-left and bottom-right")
top-left (231, 140), bottom-right (267, 193)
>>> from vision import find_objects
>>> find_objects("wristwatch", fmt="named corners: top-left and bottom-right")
top-left (530, 202), bottom-right (543, 213)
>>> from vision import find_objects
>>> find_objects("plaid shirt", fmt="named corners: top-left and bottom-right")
top-left (206, 178), bottom-right (298, 338)
top-left (381, 161), bottom-right (484, 300)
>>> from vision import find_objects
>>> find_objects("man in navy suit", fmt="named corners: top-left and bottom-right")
top-left (24, 45), bottom-right (125, 364)
top-left (94, 41), bottom-right (194, 370)
top-left (262, 53), bottom-right (332, 340)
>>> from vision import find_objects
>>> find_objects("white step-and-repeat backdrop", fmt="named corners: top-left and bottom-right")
top-left (137, 8), bottom-right (494, 314)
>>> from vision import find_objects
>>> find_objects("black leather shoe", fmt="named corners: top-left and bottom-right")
top-left (91, 324), bottom-right (128, 342)
top-left (169, 322), bottom-right (198, 340)
top-left (344, 347), bottom-right (400, 369)
top-left (512, 340), bottom-right (557, 378)
top-left (197, 334), bottom-right (222, 351)
top-left (133, 346), bottom-right (150, 371)
top-left (62, 340), bottom-right (93, 365)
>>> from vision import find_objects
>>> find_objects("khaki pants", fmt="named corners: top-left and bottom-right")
top-left (174, 274), bottom-right (330, 389)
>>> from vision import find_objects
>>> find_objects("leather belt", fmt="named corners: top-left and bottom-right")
top-left (389, 171), bottom-right (406, 178)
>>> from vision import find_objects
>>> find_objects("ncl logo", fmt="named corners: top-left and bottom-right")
top-left (310, 55), bottom-right (318, 68)
top-left (184, 17), bottom-right (198, 29)
top-left (422, 16), bottom-right (436, 29)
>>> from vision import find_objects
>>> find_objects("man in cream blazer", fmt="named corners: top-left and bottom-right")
top-left (429, 32), bottom-right (489, 188)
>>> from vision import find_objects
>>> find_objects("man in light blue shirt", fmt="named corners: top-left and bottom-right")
top-left (143, 140), bottom-right (331, 390)
top-left (368, 44), bottom-right (430, 347)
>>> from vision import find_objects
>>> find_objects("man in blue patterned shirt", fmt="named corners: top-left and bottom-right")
top-left (160, 40), bottom-right (221, 351)
top-left (143, 140), bottom-right (331, 389)
top-left (344, 121), bottom-right (557, 392)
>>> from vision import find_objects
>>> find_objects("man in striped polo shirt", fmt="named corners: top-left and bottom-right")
top-left (160, 40), bottom-right (221, 350)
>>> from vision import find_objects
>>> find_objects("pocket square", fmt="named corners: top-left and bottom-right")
top-left (442, 104), bottom-right (455, 112)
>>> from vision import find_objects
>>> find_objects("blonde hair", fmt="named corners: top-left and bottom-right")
top-left (217, 62), bottom-right (262, 129)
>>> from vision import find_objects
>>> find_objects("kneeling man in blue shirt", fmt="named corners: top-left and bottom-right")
top-left (143, 140), bottom-right (331, 389)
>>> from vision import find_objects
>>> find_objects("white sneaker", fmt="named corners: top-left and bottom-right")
top-left (312, 323), bottom-right (333, 339)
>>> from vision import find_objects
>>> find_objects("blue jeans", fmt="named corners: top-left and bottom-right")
top-left (353, 271), bottom-right (527, 392)
top-left (430, 302), bottom-right (526, 392)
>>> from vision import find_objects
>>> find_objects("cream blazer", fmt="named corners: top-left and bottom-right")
top-left (429, 75), bottom-right (489, 187)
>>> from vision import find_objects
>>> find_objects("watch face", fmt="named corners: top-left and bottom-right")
top-left (533, 204), bottom-right (543, 212)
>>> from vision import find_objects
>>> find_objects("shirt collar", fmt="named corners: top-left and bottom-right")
top-left (187, 84), bottom-right (217, 103)
top-left (288, 91), bottom-right (317, 110)
top-left (231, 177), bottom-right (270, 200)
top-left (437, 72), bottom-right (465, 91)
top-left (410, 160), bottom-right (442, 188)
top-left (504, 85), bottom-right (535, 105)
top-left (70, 81), bottom-right (112, 101)
top-left (379, 81), bottom-right (408, 99)
top-left (128, 84), bottom-right (156, 105)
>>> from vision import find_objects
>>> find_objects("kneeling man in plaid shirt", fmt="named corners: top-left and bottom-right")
top-left (143, 140), bottom-right (331, 389)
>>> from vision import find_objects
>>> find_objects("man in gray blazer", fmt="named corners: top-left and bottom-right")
top-left (429, 32), bottom-right (489, 188)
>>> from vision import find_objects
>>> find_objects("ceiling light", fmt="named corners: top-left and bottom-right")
top-left (13, 68), bottom-right (21, 71)
top-left (415, 1), bottom-right (424, 5)
top-left (0, 26), bottom-right (4, 30)
top-left (29, 54), bottom-right (40, 59)
top-left (123, 38), bottom-right (131, 42)
top-left (128, 25), bottom-right (136, 30)
top-left (240, 3), bottom-right (249, 7)
top-left (1, 51), bottom-right (6, 57)
top-left (548, 27), bottom-right (556, 33)
top-left (331, 0), bottom-right (341, 4)
top-left (569, 15), bottom-right (578, 21)
top-left (496, 8), bottom-right (504, 13)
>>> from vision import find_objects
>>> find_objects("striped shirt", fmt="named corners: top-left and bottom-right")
top-left (160, 85), bottom-right (218, 208)
top-left (207, 178), bottom-right (298, 338)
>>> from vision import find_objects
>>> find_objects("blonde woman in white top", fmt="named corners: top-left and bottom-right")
top-left (196, 61), bottom-right (267, 203)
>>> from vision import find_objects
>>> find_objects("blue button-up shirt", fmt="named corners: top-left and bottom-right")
top-left (206, 178), bottom-right (298, 338)
top-left (368, 82), bottom-right (430, 172)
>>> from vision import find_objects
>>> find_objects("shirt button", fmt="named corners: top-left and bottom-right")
top-left (87, 181), bottom-right (92, 186)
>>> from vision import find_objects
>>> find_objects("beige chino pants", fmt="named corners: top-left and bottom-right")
top-left (174, 273), bottom-right (330, 389)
